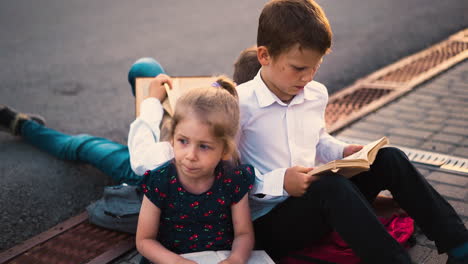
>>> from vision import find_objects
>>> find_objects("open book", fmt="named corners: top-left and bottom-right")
top-left (308, 136), bottom-right (389, 178)
top-left (135, 76), bottom-right (217, 117)
top-left (180, 250), bottom-right (275, 264)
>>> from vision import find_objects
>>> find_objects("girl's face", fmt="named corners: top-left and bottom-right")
top-left (172, 114), bottom-right (226, 183)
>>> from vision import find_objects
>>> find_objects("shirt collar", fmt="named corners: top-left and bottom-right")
top-left (253, 70), bottom-right (278, 108)
top-left (253, 70), bottom-right (319, 108)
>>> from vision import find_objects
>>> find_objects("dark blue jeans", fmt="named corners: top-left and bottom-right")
top-left (254, 147), bottom-right (468, 264)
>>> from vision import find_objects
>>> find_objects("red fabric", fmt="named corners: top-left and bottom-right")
top-left (279, 214), bottom-right (414, 264)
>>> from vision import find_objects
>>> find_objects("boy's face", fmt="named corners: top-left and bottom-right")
top-left (258, 44), bottom-right (323, 102)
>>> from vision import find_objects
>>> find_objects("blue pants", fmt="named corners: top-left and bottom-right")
top-left (22, 120), bottom-right (140, 184)
top-left (20, 57), bottom-right (165, 185)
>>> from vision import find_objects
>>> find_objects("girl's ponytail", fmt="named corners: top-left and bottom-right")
top-left (213, 75), bottom-right (238, 99)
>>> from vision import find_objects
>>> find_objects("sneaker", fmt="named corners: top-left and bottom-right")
top-left (0, 105), bottom-right (45, 135)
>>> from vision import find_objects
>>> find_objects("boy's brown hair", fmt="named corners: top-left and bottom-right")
top-left (233, 45), bottom-right (261, 85)
top-left (257, 0), bottom-right (332, 58)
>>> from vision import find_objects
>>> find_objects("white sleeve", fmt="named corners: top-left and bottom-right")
top-left (128, 98), bottom-right (174, 176)
top-left (250, 167), bottom-right (289, 197)
top-left (236, 121), bottom-right (288, 198)
top-left (316, 128), bottom-right (347, 164)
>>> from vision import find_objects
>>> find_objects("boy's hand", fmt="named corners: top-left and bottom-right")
top-left (149, 74), bottom-right (173, 102)
top-left (343, 144), bottom-right (363, 158)
top-left (284, 166), bottom-right (315, 197)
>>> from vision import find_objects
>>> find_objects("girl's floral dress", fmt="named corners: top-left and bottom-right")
top-left (140, 160), bottom-right (254, 259)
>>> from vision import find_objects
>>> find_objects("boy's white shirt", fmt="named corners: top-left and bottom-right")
top-left (127, 71), bottom-right (347, 220)
top-left (237, 71), bottom-right (346, 219)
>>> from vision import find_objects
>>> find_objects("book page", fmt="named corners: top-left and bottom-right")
top-left (343, 136), bottom-right (388, 161)
top-left (308, 136), bottom-right (389, 178)
top-left (168, 77), bottom-right (217, 115)
top-left (180, 251), bottom-right (221, 264)
top-left (216, 250), bottom-right (275, 264)
top-left (135, 78), bottom-right (153, 117)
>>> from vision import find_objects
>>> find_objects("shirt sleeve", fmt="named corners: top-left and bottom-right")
top-left (316, 128), bottom-right (347, 164)
top-left (128, 97), bottom-right (174, 176)
top-left (250, 167), bottom-right (288, 197)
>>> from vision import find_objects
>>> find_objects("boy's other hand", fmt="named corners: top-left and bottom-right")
top-left (343, 144), bottom-right (364, 158)
top-left (149, 74), bottom-right (173, 102)
top-left (284, 166), bottom-right (315, 197)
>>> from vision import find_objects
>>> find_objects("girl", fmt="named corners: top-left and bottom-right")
top-left (134, 75), bottom-right (255, 264)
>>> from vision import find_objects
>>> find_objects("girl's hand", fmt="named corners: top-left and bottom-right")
top-left (218, 257), bottom-right (242, 264)
top-left (149, 74), bottom-right (173, 102)
top-left (343, 144), bottom-right (363, 158)
top-left (175, 257), bottom-right (197, 264)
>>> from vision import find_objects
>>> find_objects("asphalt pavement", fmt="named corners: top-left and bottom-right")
top-left (0, 0), bottom-right (467, 251)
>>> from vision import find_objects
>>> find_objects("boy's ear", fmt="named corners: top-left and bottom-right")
top-left (257, 46), bottom-right (271, 66)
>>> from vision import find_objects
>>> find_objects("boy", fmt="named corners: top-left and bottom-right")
top-left (235, 0), bottom-right (468, 263)
top-left (233, 45), bottom-right (261, 84)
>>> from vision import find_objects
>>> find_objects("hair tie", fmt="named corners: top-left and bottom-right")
top-left (211, 82), bottom-right (221, 88)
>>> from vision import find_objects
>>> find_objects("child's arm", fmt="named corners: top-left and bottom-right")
top-left (316, 128), bottom-right (348, 163)
top-left (317, 128), bottom-right (363, 159)
top-left (136, 196), bottom-right (196, 264)
top-left (220, 194), bottom-right (254, 264)
top-left (148, 74), bottom-right (173, 102)
top-left (128, 74), bottom-right (175, 176)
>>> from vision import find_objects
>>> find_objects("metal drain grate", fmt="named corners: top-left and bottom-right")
top-left (2, 218), bottom-right (134, 264)
top-left (325, 87), bottom-right (393, 128)
top-left (397, 147), bottom-right (468, 174)
top-left (404, 150), bottom-right (447, 166)
top-left (325, 29), bottom-right (468, 133)
top-left (376, 41), bottom-right (468, 83)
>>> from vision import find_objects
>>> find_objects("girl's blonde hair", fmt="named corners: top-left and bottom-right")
top-left (169, 75), bottom-right (240, 163)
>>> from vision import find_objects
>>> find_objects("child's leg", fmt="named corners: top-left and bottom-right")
top-left (352, 147), bottom-right (468, 256)
top-left (253, 173), bottom-right (412, 263)
top-left (21, 120), bottom-right (140, 184)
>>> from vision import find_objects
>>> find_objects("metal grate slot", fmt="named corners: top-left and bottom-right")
top-left (442, 159), bottom-right (468, 173)
top-left (404, 151), bottom-right (447, 166)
